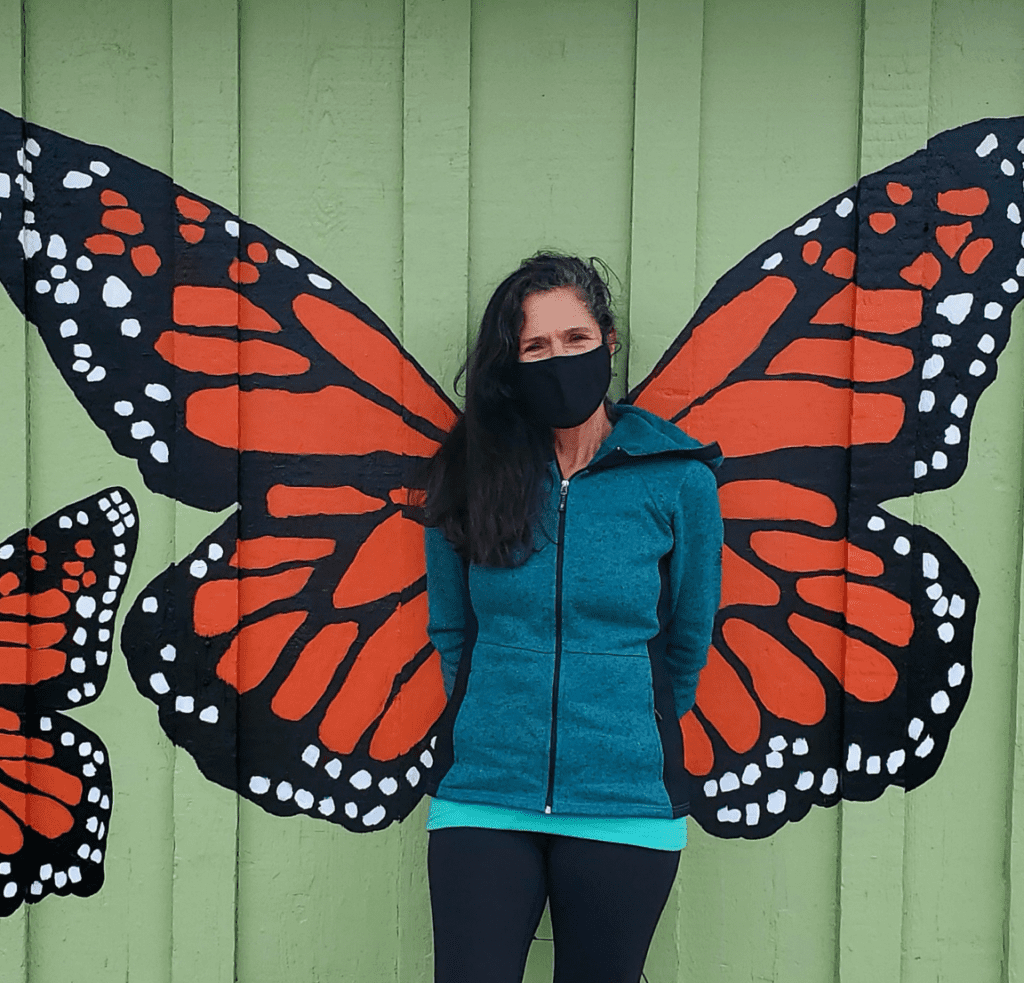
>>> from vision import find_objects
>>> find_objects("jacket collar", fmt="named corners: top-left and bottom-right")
top-left (587, 402), bottom-right (722, 471)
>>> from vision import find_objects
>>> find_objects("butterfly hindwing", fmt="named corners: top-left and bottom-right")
top-left (0, 710), bottom-right (113, 914)
top-left (687, 498), bottom-right (976, 837)
top-left (120, 470), bottom-right (450, 832)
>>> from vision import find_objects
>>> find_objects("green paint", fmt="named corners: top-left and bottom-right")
top-left (0, 2), bottom-right (1022, 981)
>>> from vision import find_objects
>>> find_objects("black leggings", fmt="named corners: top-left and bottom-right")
top-left (428, 827), bottom-right (680, 983)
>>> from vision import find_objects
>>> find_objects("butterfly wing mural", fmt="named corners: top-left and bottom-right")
top-left (0, 105), bottom-right (1020, 838)
top-left (0, 487), bottom-right (137, 912)
top-left (630, 121), bottom-right (1024, 834)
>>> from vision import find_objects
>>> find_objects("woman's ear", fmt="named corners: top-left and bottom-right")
top-left (607, 329), bottom-right (619, 354)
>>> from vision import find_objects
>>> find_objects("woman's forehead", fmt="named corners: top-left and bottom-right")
top-left (520, 287), bottom-right (598, 337)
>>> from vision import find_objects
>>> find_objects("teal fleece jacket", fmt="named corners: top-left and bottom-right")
top-left (423, 403), bottom-right (723, 819)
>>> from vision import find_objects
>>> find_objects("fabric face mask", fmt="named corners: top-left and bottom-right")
top-left (515, 343), bottom-right (612, 429)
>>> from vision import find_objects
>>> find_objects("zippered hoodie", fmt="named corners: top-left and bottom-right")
top-left (423, 403), bottom-right (723, 819)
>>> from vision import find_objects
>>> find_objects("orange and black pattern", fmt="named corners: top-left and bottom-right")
top-left (0, 107), bottom-right (1021, 838)
top-left (0, 488), bottom-right (137, 912)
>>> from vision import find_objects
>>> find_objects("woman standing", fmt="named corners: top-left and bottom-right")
top-left (422, 253), bottom-right (723, 983)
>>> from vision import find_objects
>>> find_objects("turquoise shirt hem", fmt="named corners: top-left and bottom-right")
top-left (426, 797), bottom-right (686, 852)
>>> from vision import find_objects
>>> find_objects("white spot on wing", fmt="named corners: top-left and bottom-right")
top-left (54, 280), bottom-right (80, 304)
top-left (63, 170), bottom-right (93, 189)
top-left (102, 276), bottom-right (131, 308)
top-left (18, 228), bottom-right (41, 258)
top-left (761, 252), bottom-right (783, 271)
top-left (976, 133), bottom-right (998, 156)
top-left (935, 293), bottom-right (973, 325)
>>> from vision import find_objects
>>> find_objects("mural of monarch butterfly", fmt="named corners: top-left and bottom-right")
top-left (0, 487), bottom-right (137, 914)
top-left (0, 106), bottom-right (1020, 840)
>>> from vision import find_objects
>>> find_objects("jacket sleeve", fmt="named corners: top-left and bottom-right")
top-left (664, 462), bottom-right (723, 719)
top-left (424, 525), bottom-right (468, 698)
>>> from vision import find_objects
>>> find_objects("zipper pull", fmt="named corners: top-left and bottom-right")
top-left (558, 478), bottom-right (569, 513)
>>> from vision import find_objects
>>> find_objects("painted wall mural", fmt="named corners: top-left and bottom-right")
top-left (0, 104), bottom-right (1022, 909)
top-left (0, 487), bottom-right (136, 914)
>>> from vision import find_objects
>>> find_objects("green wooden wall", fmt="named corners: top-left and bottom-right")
top-left (0, 0), bottom-right (1022, 980)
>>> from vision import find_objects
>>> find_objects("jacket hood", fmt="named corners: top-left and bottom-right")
top-left (592, 402), bottom-right (722, 469)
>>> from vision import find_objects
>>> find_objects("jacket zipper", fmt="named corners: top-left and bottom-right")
top-left (545, 476), bottom-right (570, 814)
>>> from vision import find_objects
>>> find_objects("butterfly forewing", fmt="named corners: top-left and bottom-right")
top-left (0, 107), bottom-right (454, 513)
top-left (0, 488), bottom-right (139, 711)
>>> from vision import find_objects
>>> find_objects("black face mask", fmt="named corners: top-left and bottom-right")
top-left (514, 343), bottom-right (612, 429)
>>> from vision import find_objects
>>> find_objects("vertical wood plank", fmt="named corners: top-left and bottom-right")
top-left (857, 0), bottom-right (934, 178)
top-left (917, 7), bottom-right (1024, 981)
top-left (838, 2), bottom-right (932, 981)
top-left (19, 4), bottom-right (175, 981)
top-left (399, 0), bottom-right (470, 978)
top-left (1010, 438), bottom-right (1024, 983)
top-left (169, 2), bottom-right (240, 982)
top-left (626, 0), bottom-right (705, 391)
top-left (401, 0), bottom-right (471, 400)
top-left (626, 2), bottom-right (704, 978)
top-left (466, 0), bottom-right (637, 390)
top-left (679, 1), bottom-right (860, 980)
top-left (0, 0), bottom-right (26, 974)
top-left (235, 4), bottom-right (405, 979)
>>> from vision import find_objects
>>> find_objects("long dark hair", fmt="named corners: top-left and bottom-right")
top-left (423, 252), bottom-right (617, 567)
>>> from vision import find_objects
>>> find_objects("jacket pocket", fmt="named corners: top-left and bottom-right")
top-left (439, 642), bottom-right (551, 808)
top-left (552, 650), bottom-right (673, 816)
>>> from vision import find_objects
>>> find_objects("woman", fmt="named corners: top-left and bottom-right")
top-left (422, 253), bottom-right (723, 983)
